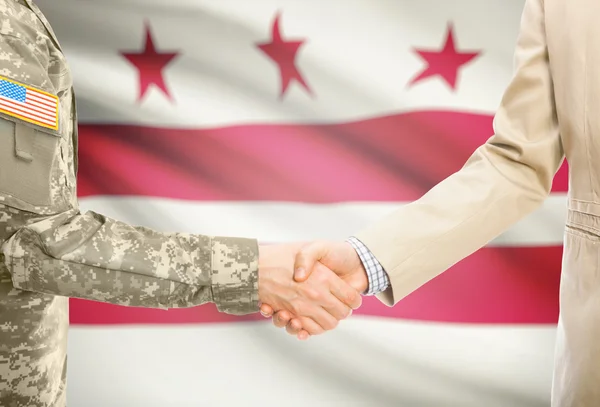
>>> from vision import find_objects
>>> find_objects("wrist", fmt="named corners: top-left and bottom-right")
top-left (257, 244), bottom-right (272, 303)
top-left (356, 264), bottom-right (369, 294)
top-left (343, 241), bottom-right (369, 293)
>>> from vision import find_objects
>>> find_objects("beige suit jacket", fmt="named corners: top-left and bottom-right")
top-left (355, 0), bottom-right (597, 405)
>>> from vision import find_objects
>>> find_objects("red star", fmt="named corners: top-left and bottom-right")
top-left (257, 12), bottom-right (312, 99)
top-left (408, 24), bottom-right (480, 91)
top-left (121, 22), bottom-right (179, 102)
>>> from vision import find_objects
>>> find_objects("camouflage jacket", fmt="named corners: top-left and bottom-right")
top-left (0, 1), bottom-right (259, 405)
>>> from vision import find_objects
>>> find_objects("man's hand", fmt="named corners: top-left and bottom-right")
top-left (295, 240), bottom-right (368, 291)
top-left (257, 242), bottom-right (362, 337)
top-left (260, 240), bottom-right (369, 339)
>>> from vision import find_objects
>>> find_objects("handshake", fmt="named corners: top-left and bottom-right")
top-left (257, 240), bottom-right (370, 340)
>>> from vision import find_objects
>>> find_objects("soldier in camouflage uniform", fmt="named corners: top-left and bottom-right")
top-left (0, 1), bottom-right (362, 405)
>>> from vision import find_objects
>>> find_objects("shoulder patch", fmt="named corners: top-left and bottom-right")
top-left (0, 75), bottom-right (59, 131)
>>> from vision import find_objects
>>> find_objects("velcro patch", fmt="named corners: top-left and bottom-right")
top-left (0, 75), bottom-right (59, 131)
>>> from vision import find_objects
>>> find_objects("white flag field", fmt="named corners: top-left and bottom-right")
top-left (37, 0), bottom-right (562, 406)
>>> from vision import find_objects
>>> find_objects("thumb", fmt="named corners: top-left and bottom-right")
top-left (294, 241), bottom-right (329, 282)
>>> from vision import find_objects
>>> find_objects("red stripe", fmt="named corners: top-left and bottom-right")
top-left (0, 94), bottom-right (55, 115)
top-left (69, 245), bottom-right (561, 325)
top-left (0, 94), bottom-right (56, 116)
top-left (0, 98), bottom-right (55, 121)
top-left (22, 97), bottom-right (57, 115)
top-left (0, 98), bottom-right (56, 125)
top-left (77, 111), bottom-right (568, 202)
top-left (28, 91), bottom-right (56, 106)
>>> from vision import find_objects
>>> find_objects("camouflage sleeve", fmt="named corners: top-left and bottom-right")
top-left (1, 209), bottom-right (259, 315)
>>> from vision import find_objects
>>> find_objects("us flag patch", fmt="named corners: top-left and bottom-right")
top-left (0, 76), bottom-right (59, 131)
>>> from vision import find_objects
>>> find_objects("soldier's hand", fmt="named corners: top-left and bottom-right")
top-left (258, 243), bottom-right (362, 338)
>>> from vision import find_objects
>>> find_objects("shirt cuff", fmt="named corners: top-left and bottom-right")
top-left (346, 236), bottom-right (390, 296)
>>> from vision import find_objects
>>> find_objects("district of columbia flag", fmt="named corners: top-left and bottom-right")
top-left (35, 1), bottom-right (560, 406)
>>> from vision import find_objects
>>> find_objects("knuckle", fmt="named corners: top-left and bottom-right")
top-left (325, 318), bottom-right (338, 331)
top-left (303, 287), bottom-right (321, 301)
top-left (346, 290), bottom-right (359, 306)
top-left (297, 250), bottom-right (308, 261)
top-left (326, 298), bottom-right (347, 318)
top-left (290, 299), bottom-right (305, 316)
top-left (316, 270), bottom-right (329, 283)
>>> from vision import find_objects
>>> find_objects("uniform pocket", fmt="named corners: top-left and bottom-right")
top-left (0, 117), bottom-right (63, 211)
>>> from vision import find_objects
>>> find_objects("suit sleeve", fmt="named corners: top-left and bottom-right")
top-left (354, 0), bottom-right (564, 306)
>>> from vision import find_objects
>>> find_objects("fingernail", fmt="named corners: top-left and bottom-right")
top-left (295, 267), bottom-right (305, 279)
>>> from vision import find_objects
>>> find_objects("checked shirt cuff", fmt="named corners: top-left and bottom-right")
top-left (346, 236), bottom-right (390, 296)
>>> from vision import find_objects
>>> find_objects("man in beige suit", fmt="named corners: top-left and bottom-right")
top-left (260, 0), bottom-right (596, 405)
